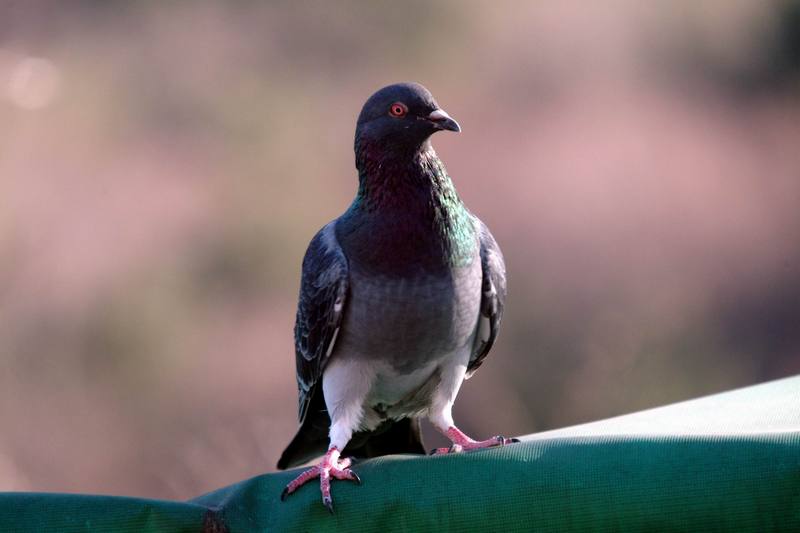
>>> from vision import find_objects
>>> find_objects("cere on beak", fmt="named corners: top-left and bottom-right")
top-left (428, 109), bottom-right (461, 133)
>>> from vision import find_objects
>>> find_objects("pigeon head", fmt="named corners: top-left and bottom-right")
top-left (354, 82), bottom-right (460, 160)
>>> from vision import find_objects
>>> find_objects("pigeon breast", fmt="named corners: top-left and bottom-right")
top-left (336, 253), bottom-right (482, 374)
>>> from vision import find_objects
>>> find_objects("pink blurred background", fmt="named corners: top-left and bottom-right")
top-left (1, 1), bottom-right (799, 499)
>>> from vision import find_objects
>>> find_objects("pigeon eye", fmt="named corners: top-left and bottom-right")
top-left (389, 103), bottom-right (407, 117)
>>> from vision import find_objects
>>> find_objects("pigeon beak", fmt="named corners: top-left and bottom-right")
top-left (428, 109), bottom-right (461, 133)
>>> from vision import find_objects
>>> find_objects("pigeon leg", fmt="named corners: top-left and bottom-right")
top-left (280, 447), bottom-right (360, 512)
top-left (431, 426), bottom-right (519, 454)
top-left (282, 357), bottom-right (370, 511)
top-left (428, 360), bottom-right (518, 454)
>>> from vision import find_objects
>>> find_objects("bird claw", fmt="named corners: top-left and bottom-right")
top-left (430, 443), bottom-right (464, 455)
top-left (432, 427), bottom-right (522, 454)
top-left (280, 448), bottom-right (360, 511)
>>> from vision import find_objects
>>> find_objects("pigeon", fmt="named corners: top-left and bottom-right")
top-left (277, 82), bottom-right (512, 512)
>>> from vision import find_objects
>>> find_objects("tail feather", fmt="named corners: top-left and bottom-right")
top-left (345, 417), bottom-right (425, 458)
top-left (277, 393), bottom-right (426, 469)
top-left (277, 391), bottom-right (329, 470)
top-left (276, 424), bottom-right (328, 470)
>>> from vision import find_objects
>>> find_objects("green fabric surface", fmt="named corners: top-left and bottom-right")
top-left (2, 375), bottom-right (799, 532)
top-left (0, 493), bottom-right (209, 532)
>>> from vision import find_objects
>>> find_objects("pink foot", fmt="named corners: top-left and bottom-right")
top-left (431, 426), bottom-right (519, 455)
top-left (280, 447), bottom-right (361, 513)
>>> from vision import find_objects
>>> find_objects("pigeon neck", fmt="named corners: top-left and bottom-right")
top-left (343, 143), bottom-right (476, 271)
top-left (353, 142), bottom-right (454, 211)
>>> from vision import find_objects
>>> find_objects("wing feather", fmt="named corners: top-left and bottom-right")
top-left (467, 218), bottom-right (507, 377)
top-left (294, 221), bottom-right (349, 422)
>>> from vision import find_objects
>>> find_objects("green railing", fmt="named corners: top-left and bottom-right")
top-left (3, 376), bottom-right (799, 532)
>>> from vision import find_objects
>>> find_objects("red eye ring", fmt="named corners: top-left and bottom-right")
top-left (389, 102), bottom-right (407, 117)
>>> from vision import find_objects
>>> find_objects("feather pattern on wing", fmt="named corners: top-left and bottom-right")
top-left (467, 218), bottom-right (507, 377)
top-left (294, 221), bottom-right (349, 422)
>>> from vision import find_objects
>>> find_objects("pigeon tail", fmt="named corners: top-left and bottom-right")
top-left (345, 417), bottom-right (426, 459)
top-left (277, 424), bottom-right (328, 470)
top-left (278, 414), bottom-right (426, 470)
top-left (278, 391), bottom-right (329, 470)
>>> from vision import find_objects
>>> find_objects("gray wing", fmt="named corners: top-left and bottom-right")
top-left (294, 221), bottom-right (349, 422)
top-left (467, 218), bottom-right (507, 377)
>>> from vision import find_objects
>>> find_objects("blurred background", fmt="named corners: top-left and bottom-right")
top-left (1, 0), bottom-right (799, 499)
